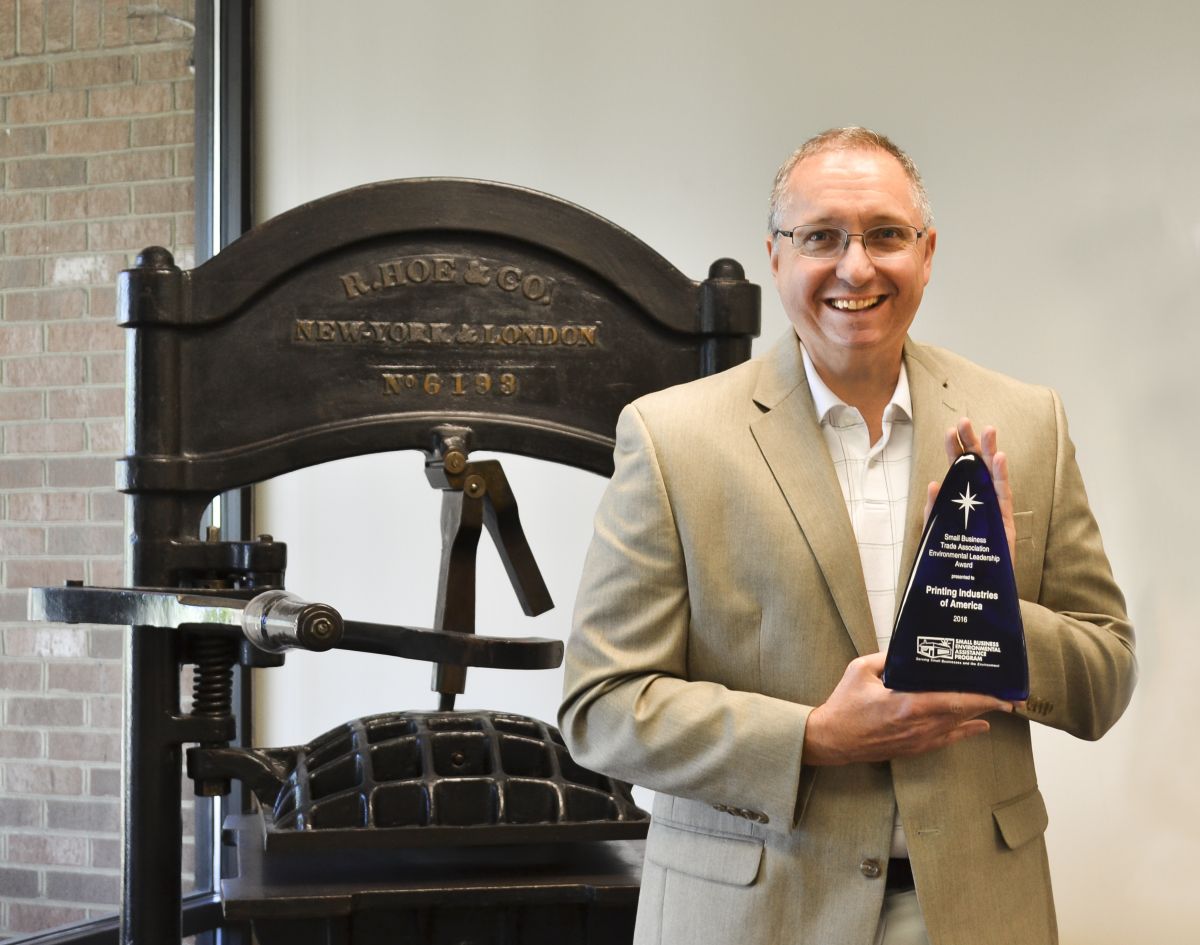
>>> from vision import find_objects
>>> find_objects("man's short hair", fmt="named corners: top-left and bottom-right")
top-left (767, 127), bottom-right (933, 233)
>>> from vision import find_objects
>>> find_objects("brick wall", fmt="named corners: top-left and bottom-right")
top-left (1, 1), bottom-right (195, 936)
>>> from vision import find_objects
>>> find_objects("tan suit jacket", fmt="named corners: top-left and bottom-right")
top-left (560, 332), bottom-right (1135, 945)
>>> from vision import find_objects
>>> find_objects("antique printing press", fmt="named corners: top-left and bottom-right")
top-left (28, 180), bottom-right (759, 944)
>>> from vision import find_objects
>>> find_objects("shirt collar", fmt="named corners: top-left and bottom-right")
top-left (800, 342), bottom-right (912, 426)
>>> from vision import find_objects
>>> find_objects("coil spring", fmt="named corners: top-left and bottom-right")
top-left (192, 635), bottom-right (236, 718)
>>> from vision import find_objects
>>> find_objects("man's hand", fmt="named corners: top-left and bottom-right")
top-left (925, 417), bottom-right (1016, 563)
top-left (802, 653), bottom-right (1014, 766)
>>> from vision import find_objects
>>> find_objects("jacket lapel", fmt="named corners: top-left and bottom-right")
top-left (895, 340), bottom-right (962, 615)
top-left (749, 334), bottom-right (877, 658)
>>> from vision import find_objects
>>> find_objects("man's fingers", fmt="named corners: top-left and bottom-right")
top-left (944, 425), bottom-right (961, 463)
top-left (945, 719), bottom-right (991, 744)
top-left (924, 480), bottom-right (938, 521)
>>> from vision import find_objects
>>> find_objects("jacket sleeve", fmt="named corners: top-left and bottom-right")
top-left (558, 403), bottom-right (809, 833)
top-left (1017, 389), bottom-right (1136, 738)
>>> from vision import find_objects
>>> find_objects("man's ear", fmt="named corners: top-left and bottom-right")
top-left (922, 227), bottom-right (937, 285)
top-left (766, 234), bottom-right (780, 277)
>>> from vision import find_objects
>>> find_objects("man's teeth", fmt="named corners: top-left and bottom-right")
top-left (829, 296), bottom-right (883, 311)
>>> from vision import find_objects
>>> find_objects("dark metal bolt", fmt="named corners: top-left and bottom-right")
top-left (451, 751), bottom-right (466, 766)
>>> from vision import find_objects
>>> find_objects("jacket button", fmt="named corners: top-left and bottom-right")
top-left (860, 858), bottom-right (882, 879)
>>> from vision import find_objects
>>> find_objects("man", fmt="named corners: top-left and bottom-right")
top-left (559, 128), bottom-right (1135, 945)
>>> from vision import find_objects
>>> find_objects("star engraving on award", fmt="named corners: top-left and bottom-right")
top-left (884, 452), bottom-right (1028, 700)
top-left (953, 485), bottom-right (982, 529)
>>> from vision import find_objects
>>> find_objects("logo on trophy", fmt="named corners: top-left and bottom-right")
top-left (884, 453), bottom-right (1029, 700)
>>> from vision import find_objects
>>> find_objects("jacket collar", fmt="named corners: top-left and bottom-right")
top-left (748, 333), bottom-right (960, 655)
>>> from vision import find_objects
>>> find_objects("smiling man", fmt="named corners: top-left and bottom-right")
top-left (560, 128), bottom-right (1135, 945)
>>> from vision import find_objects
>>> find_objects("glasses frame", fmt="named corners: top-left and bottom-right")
top-left (773, 224), bottom-right (926, 260)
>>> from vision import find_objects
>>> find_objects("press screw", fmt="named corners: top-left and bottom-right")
top-left (443, 450), bottom-right (467, 474)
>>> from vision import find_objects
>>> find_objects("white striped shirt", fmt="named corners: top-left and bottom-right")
top-left (802, 343), bottom-right (913, 857)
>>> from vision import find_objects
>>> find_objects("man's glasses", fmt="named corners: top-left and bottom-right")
top-left (773, 224), bottom-right (925, 259)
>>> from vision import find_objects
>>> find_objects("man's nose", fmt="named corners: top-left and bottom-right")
top-left (835, 234), bottom-right (876, 285)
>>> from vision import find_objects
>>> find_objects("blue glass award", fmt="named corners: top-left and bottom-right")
top-left (884, 453), bottom-right (1029, 700)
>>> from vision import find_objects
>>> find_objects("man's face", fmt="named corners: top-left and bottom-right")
top-left (768, 148), bottom-right (936, 374)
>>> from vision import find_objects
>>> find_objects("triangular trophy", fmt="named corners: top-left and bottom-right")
top-left (884, 452), bottom-right (1029, 700)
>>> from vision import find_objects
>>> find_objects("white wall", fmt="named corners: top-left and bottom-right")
top-left (253, 2), bottom-right (1200, 941)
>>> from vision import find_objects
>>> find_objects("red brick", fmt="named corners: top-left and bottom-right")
top-left (87, 216), bottom-right (172, 252)
top-left (90, 490), bottom-right (124, 522)
top-left (45, 0), bottom-right (73, 52)
top-left (100, 0), bottom-right (127, 47)
top-left (48, 252), bottom-right (124, 286)
top-left (17, 0), bottom-right (44, 55)
top-left (139, 47), bottom-right (192, 81)
top-left (89, 285), bottom-right (117, 315)
top-left (8, 833), bottom-right (88, 866)
top-left (4, 558), bottom-right (87, 590)
top-left (4, 288), bottom-right (89, 320)
top-left (85, 618), bottom-right (124, 657)
top-left (46, 662), bottom-right (122, 693)
top-left (7, 156), bottom-right (87, 189)
top-left (0, 1), bottom-right (15, 59)
top-left (4, 355), bottom-right (86, 387)
top-left (47, 524), bottom-right (123, 555)
top-left (47, 387), bottom-right (123, 418)
top-left (6, 89), bottom-right (87, 124)
top-left (88, 417), bottom-right (124, 452)
top-left (175, 142), bottom-right (193, 176)
top-left (0, 526), bottom-right (46, 554)
top-left (45, 189), bottom-right (87, 219)
top-left (46, 797), bottom-right (119, 832)
top-left (88, 351), bottom-right (124, 383)
top-left (47, 118), bottom-right (130, 154)
top-left (8, 491), bottom-right (87, 520)
top-left (0, 258), bottom-right (44, 289)
top-left (6, 221), bottom-right (88, 256)
top-left (88, 560), bottom-right (124, 589)
top-left (0, 589), bottom-right (30, 620)
top-left (174, 77), bottom-right (194, 110)
top-left (46, 456), bottom-right (114, 487)
top-left (132, 178), bottom-right (192, 213)
top-left (0, 459), bottom-right (44, 488)
top-left (0, 60), bottom-right (48, 93)
top-left (87, 147), bottom-right (172, 183)
top-left (46, 320), bottom-right (123, 352)
top-left (0, 797), bottom-right (43, 827)
top-left (0, 662), bottom-right (42, 691)
top-left (48, 731), bottom-right (121, 763)
top-left (0, 390), bottom-right (44, 420)
top-left (90, 82), bottom-right (172, 118)
top-left (0, 865), bottom-right (40, 898)
top-left (8, 421), bottom-right (87, 453)
top-left (90, 836), bottom-right (120, 867)
top-left (45, 869), bottom-right (119, 904)
top-left (6, 762), bottom-right (84, 795)
top-left (8, 904), bottom-right (90, 935)
top-left (0, 729), bottom-right (44, 758)
top-left (0, 123), bottom-right (45, 157)
top-left (127, 10), bottom-right (157, 43)
top-left (131, 111), bottom-right (192, 147)
top-left (74, 0), bottom-right (101, 50)
top-left (47, 185), bottom-right (130, 219)
top-left (54, 52), bottom-right (133, 88)
top-left (87, 695), bottom-right (122, 728)
top-left (0, 322), bottom-right (43, 354)
top-left (5, 696), bottom-right (85, 727)
top-left (0, 192), bottom-right (44, 222)
top-left (89, 768), bottom-right (120, 798)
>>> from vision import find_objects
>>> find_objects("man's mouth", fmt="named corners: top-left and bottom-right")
top-left (826, 295), bottom-right (885, 312)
